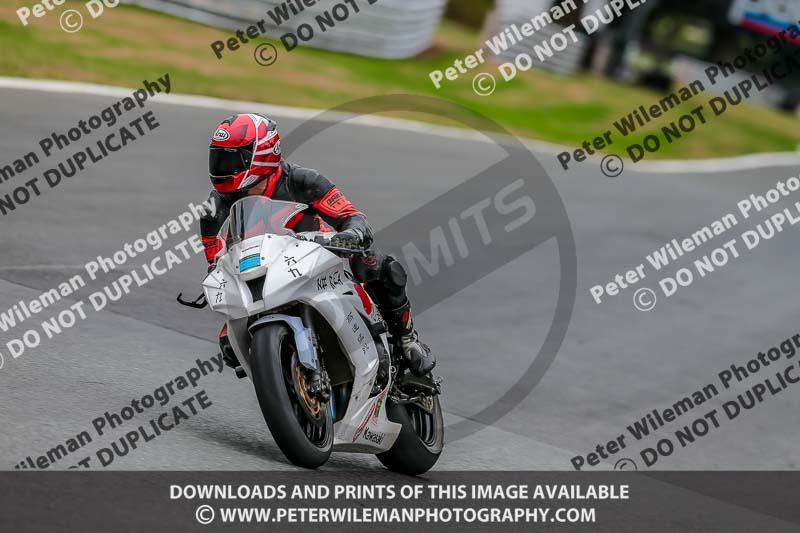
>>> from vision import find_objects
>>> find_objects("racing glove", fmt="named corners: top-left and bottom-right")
top-left (329, 228), bottom-right (366, 250)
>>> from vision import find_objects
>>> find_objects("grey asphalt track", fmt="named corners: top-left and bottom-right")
top-left (1, 86), bottom-right (799, 472)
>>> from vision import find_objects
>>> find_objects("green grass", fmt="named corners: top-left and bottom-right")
top-left (1, 0), bottom-right (798, 159)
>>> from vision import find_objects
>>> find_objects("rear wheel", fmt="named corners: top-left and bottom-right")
top-left (377, 394), bottom-right (443, 475)
top-left (250, 323), bottom-right (332, 468)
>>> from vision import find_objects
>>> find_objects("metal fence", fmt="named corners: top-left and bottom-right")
top-left (124, 0), bottom-right (447, 59)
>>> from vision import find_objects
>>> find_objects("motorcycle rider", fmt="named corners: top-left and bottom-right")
top-left (199, 113), bottom-right (435, 376)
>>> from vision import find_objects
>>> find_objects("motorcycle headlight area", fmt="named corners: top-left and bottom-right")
top-left (239, 254), bottom-right (261, 271)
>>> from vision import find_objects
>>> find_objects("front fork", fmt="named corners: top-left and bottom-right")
top-left (300, 306), bottom-right (331, 402)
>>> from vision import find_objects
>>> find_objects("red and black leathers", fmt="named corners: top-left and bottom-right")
top-left (199, 161), bottom-right (408, 312)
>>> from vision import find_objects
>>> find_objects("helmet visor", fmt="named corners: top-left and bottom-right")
top-left (209, 144), bottom-right (253, 177)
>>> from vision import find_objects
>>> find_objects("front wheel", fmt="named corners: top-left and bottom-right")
top-left (250, 323), bottom-right (333, 468)
top-left (377, 395), bottom-right (444, 475)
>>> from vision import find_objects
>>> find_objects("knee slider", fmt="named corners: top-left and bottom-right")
top-left (384, 257), bottom-right (408, 288)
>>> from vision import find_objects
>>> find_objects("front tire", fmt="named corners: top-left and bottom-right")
top-left (250, 323), bottom-right (332, 469)
top-left (377, 396), bottom-right (443, 475)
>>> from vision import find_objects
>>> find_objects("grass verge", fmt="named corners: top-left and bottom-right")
top-left (1, 0), bottom-right (798, 160)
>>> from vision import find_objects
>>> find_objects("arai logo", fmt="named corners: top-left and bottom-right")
top-left (213, 128), bottom-right (230, 141)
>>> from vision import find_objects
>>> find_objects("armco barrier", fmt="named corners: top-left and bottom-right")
top-left (123, 0), bottom-right (447, 59)
top-left (489, 0), bottom-right (595, 75)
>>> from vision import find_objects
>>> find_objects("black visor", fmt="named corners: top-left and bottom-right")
top-left (209, 143), bottom-right (253, 177)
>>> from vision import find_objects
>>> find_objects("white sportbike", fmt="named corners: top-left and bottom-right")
top-left (180, 197), bottom-right (443, 474)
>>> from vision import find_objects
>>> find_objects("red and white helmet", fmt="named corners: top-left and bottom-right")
top-left (208, 113), bottom-right (282, 194)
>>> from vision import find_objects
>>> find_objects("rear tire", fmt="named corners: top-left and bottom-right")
top-left (377, 396), bottom-right (443, 475)
top-left (250, 323), bottom-right (332, 469)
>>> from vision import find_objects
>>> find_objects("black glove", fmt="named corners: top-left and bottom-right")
top-left (329, 228), bottom-right (364, 250)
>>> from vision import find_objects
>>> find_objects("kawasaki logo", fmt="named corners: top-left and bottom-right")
top-left (363, 427), bottom-right (385, 445)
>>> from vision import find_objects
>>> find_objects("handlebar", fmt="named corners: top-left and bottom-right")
top-left (296, 232), bottom-right (370, 257)
top-left (322, 245), bottom-right (370, 257)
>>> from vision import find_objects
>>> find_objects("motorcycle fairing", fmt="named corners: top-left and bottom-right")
top-left (202, 233), bottom-right (401, 453)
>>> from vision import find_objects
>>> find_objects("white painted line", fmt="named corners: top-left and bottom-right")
top-left (627, 151), bottom-right (800, 174)
top-left (2, 77), bottom-right (798, 173)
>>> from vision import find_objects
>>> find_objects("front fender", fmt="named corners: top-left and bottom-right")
top-left (249, 314), bottom-right (319, 371)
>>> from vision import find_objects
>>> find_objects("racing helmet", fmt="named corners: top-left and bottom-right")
top-left (208, 113), bottom-right (282, 194)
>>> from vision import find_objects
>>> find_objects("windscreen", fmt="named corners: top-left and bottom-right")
top-left (226, 196), bottom-right (307, 244)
